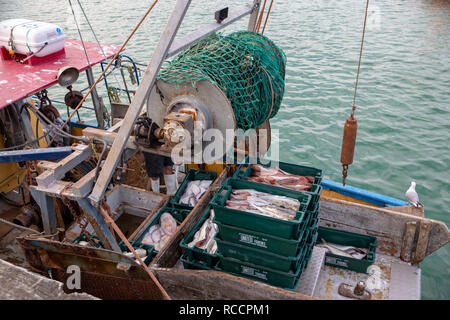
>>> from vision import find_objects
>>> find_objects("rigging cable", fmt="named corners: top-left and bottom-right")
top-left (76, 0), bottom-right (124, 93)
top-left (261, 0), bottom-right (274, 35)
top-left (48, 0), bottom-right (159, 146)
top-left (255, 0), bottom-right (267, 32)
top-left (340, 0), bottom-right (370, 186)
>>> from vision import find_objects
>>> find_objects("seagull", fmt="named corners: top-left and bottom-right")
top-left (405, 181), bottom-right (423, 208)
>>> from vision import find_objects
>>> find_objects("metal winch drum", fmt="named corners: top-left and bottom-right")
top-left (145, 32), bottom-right (287, 161)
top-left (146, 79), bottom-right (236, 160)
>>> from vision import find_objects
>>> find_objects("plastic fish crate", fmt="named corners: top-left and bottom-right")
top-left (180, 252), bottom-right (216, 270)
top-left (305, 231), bottom-right (318, 265)
top-left (307, 216), bottom-right (320, 242)
top-left (134, 207), bottom-right (186, 254)
top-left (215, 234), bottom-right (307, 273)
top-left (170, 169), bottom-right (217, 210)
top-left (233, 156), bottom-right (323, 209)
top-left (318, 226), bottom-right (377, 274)
top-left (118, 241), bottom-right (155, 266)
top-left (217, 254), bottom-right (304, 290)
top-left (212, 201), bottom-right (318, 256)
top-left (211, 178), bottom-right (312, 239)
top-left (179, 205), bottom-right (219, 268)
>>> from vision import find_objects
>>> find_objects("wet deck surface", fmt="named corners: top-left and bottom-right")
top-left (313, 252), bottom-right (421, 300)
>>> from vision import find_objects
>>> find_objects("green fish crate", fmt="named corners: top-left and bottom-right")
top-left (211, 178), bottom-right (312, 239)
top-left (180, 252), bottom-right (216, 270)
top-left (179, 205), bottom-right (219, 268)
top-left (118, 241), bottom-right (155, 266)
top-left (318, 226), bottom-right (377, 274)
top-left (170, 169), bottom-right (217, 210)
top-left (216, 254), bottom-right (304, 291)
top-left (305, 230), bottom-right (318, 265)
top-left (233, 156), bottom-right (323, 209)
top-left (215, 234), bottom-right (307, 273)
top-left (213, 220), bottom-right (307, 257)
top-left (134, 207), bottom-right (187, 254)
top-left (212, 201), bottom-right (318, 257)
top-left (307, 216), bottom-right (320, 242)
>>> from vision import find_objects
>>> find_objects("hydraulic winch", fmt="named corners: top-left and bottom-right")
top-left (140, 31), bottom-right (286, 160)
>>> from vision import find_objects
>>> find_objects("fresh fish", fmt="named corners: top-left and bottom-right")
top-left (159, 234), bottom-right (171, 250)
top-left (160, 212), bottom-right (177, 235)
top-left (317, 239), bottom-right (367, 259)
top-left (318, 239), bottom-right (355, 258)
top-left (248, 164), bottom-right (314, 192)
top-left (180, 180), bottom-right (213, 206)
top-left (141, 212), bottom-right (178, 249)
top-left (226, 189), bottom-right (299, 221)
top-left (187, 209), bottom-right (218, 254)
top-left (123, 248), bottom-right (147, 258)
top-left (151, 228), bottom-right (162, 243)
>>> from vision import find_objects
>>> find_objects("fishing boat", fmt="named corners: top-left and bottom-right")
top-left (0, 0), bottom-right (448, 301)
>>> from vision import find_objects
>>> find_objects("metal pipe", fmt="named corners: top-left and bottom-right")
top-left (85, 69), bottom-right (105, 129)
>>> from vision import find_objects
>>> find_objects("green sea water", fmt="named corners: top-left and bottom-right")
top-left (1, 0), bottom-right (449, 299)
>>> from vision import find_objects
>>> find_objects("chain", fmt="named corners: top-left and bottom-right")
top-left (61, 197), bottom-right (90, 237)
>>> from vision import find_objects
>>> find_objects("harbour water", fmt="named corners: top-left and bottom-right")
top-left (1, 0), bottom-right (449, 299)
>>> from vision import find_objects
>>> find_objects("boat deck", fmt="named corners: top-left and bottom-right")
top-left (317, 252), bottom-right (420, 300)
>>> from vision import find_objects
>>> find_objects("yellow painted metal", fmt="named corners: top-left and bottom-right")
top-left (0, 133), bottom-right (26, 192)
top-left (321, 189), bottom-right (381, 208)
top-left (186, 162), bottom-right (226, 176)
top-left (0, 100), bottom-right (48, 192)
top-left (70, 126), bottom-right (84, 137)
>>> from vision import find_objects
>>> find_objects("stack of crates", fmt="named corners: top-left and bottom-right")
top-left (210, 159), bottom-right (323, 290)
top-left (179, 204), bottom-right (220, 270)
top-left (232, 158), bottom-right (323, 267)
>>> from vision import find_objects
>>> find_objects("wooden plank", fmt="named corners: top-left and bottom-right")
top-left (387, 205), bottom-right (424, 218)
top-left (401, 221), bottom-right (417, 262)
top-left (83, 127), bottom-right (136, 150)
top-left (71, 169), bottom-right (96, 198)
top-left (107, 119), bottom-right (123, 132)
top-left (36, 160), bottom-right (59, 171)
top-left (89, 0), bottom-right (192, 206)
top-left (153, 267), bottom-right (313, 300)
top-left (35, 144), bottom-right (92, 188)
top-left (150, 167), bottom-right (230, 268)
top-left (414, 220), bottom-right (431, 264)
top-left (166, 3), bottom-right (254, 58)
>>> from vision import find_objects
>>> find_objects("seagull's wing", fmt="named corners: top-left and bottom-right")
top-left (406, 188), bottom-right (419, 204)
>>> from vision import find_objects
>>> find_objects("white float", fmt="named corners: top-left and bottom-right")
top-left (0, 19), bottom-right (65, 57)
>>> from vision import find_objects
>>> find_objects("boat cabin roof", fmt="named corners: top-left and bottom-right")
top-left (0, 39), bottom-right (121, 109)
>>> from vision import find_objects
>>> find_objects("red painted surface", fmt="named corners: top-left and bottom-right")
top-left (0, 39), bottom-right (121, 109)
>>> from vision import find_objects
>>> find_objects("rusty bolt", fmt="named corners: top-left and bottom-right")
top-left (354, 281), bottom-right (366, 296)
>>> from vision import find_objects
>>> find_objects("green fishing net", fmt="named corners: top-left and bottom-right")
top-left (158, 31), bottom-right (286, 130)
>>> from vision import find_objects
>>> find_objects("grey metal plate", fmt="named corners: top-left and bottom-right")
top-left (388, 262), bottom-right (421, 300)
top-left (296, 246), bottom-right (326, 296)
